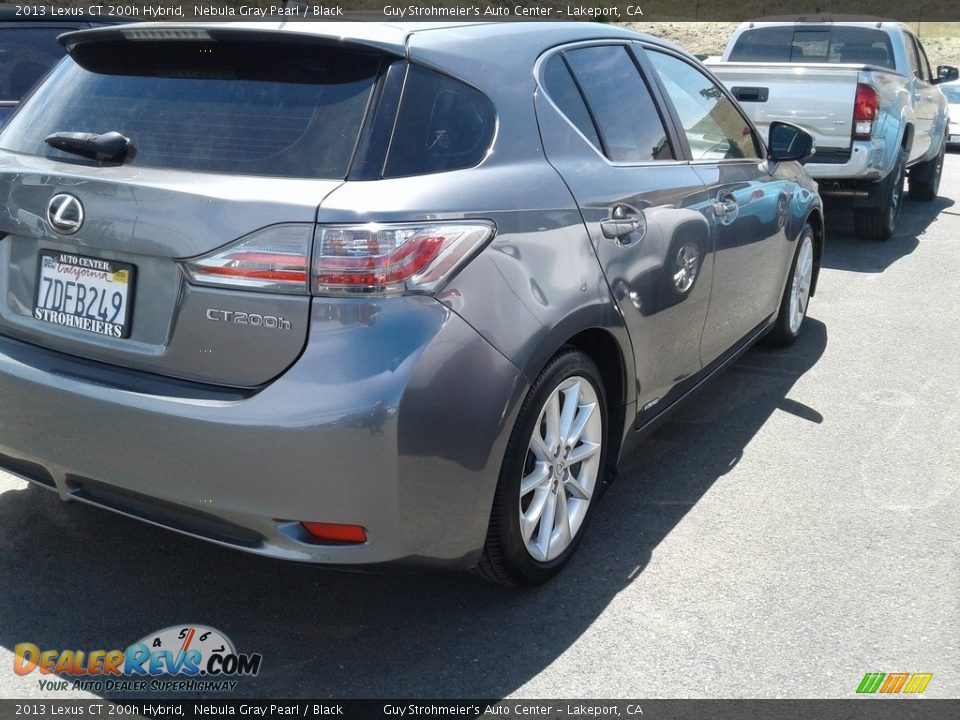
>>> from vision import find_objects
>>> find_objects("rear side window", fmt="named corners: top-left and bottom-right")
top-left (0, 39), bottom-right (382, 179)
top-left (563, 45), bottom-right (674, 163)
top-left (383, 65), bottom-right (495, 178)
top-left (729, 26), bottom-right (895, 70)
top-left (542, 54), bottom-right (602, 149)
top-left (0, 27), bottom-right (70, 101)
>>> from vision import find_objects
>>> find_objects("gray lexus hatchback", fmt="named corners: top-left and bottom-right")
top-left (0, 22), bottom-right (823, 585)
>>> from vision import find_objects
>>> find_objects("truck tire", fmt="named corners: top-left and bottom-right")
top-left (854, 150), bottom-right (906, 241)
top-left (908, 134), bottom-right (946, 201)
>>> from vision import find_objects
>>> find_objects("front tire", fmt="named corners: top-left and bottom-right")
top-left (854, 150), bottom-right (906, 241)
top-left (474, 350), bottom-right (607, 587)
top-left (766, 224), bottom-right (815, 347)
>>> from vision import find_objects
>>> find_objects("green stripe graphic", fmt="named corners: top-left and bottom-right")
top-left (857, 672), bottom-right (886, 693)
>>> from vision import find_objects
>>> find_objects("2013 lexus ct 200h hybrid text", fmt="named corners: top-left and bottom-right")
top-left (0, 22), bottom-right (823, 585)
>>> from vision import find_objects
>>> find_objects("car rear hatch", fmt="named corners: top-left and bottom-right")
top-left (0, 26), bottom-right (395, 387)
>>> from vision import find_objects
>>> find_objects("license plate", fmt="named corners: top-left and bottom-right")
top-left (33, 251), bottom-right (135, 338)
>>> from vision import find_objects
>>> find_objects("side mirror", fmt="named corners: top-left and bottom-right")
top-left (767, 121), bottom-right (815, 164)
top-left (935, 65), bottom-right (959, 84)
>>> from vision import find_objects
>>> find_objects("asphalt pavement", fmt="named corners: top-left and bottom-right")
top-left (1, 153), bottom-right (958, 701)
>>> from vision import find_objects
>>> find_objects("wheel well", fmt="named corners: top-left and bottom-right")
top-left (563, 328), bottom-right (627, 469)
top-left (806, 208), bottom-right (825, 296)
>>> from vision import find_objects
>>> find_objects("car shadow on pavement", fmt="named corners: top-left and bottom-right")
top-left (0, 320), bottom-right (827, 700)
top-left (821, 193), bottom-right (954, 274)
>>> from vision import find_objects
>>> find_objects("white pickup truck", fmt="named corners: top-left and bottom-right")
top-left (709, 20), bottom-right (958, 240)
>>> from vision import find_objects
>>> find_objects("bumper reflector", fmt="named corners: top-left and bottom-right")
top-left (301, 522), bottom-right (367, 544)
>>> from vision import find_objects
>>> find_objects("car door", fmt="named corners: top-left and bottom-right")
top-left (905, 32), bottom-right (936, 162)
top-left (534, 43), bottom-right (715, 422)
top-left (643, 47), bottom-right (795, 365)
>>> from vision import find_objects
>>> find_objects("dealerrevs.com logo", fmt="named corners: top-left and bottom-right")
top-left (14, 625), bottom-right (262, 693)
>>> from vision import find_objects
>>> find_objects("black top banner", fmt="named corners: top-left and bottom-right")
top-left (3, 0), bottom-right (960, 23)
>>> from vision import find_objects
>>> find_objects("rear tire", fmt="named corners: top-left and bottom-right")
top-left (854, 150), bottom-right (906, 241)
top-left (473, 350), bottom-right (607, 587)
top-left (766, 224), bottom-right (815, 348)
top-left (908, 135), bottom-right (946, 201)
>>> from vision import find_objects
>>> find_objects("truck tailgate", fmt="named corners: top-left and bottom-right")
top-left (707, 62), bottom-right (864, 151)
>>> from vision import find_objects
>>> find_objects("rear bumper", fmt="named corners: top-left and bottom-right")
top-left (0, 296), bottom-right (525, 569)
top-left (804, 140), bottom-right (885, 183)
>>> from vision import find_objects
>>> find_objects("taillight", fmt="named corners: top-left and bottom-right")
top-left (853, 83), bottom-right (879, 139)
top-left (312, 222), bottom-right (495, 296)
top-left (180, 224), bottom-right (312, 295)
top-left (180, 221), bottom-right (494, 297)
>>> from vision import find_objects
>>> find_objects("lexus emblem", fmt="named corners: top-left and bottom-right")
top-left (47, 194), bottom-right (84, 235)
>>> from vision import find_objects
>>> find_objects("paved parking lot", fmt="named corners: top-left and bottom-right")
top-left (1, 153), bottom-right (958, 701)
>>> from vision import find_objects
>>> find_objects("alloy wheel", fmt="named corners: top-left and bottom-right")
top-left (519, 375), bottom-right (603, 562)
top-left (789, 234), bottom-right (814, 335)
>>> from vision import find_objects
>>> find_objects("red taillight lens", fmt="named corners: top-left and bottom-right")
top-left (301, 522), bottom-right (367, 544)
top-left (180, 224), bottom-right (313, 294)
top-left (313, 222), bottom-right (495, 296)
top-left (853, 83), bottom-right (880, 139)
top-left (179, 221), bottom-right (494, 297)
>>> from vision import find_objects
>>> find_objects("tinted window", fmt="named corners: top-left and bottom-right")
top-left (0, 27), bottom-right (70, 101)
top-left (564, 45), bottom-right (673, 163)
top-left (905, 34), bottom-right (922, 78)
top-left (648, 51), bottom-right (760, 161)
top-left (942, 85), bottom-right (960, 103)
top-left (729, 27), bottom-right (895, 70)
top-left (0, 40), bottom-right (381, 179)
top-left (543, 54), bottom-right (601, 150)
top-left (910, 35), bottom-right (932, 81)
top-left (384, 65), bottom-right (495, 178)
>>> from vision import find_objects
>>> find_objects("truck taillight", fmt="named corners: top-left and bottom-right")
top-left (179, 221), bottom-right (495, 297)
top-left (853, 83), bottom-right (879, 139)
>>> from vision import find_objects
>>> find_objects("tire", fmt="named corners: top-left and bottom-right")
top-left (908, 134), bottom-right (946, 201)
top-left (854, 150), bottom-right (906, 241)
top-left (766, 223), bottom-right (815, 348)
top-left (473, 350), bottom-right (608, 587)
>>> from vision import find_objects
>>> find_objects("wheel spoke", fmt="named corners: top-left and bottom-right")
top-left (568, 441), bottom-right (600, 464)
top-left (520, 488), bottom-right (549, 544)
top-left (557, 383), bottom-right (580, 451)
top-left (565, 401), bottom-right (596, 448)
top-left (530, 431), bottom-right (552, 462)
top-left (565, 474), bottom-right (593, 501)
top-left (544, 392), bottom-right (561, 450)
top-left (549, 489), bottom-right (572, 559)
top-left (520, 462), bottom-right (550, 496)
top-left (534, 490), bottom-right (558, 557)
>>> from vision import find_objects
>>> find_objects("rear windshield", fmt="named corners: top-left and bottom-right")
top-left (729, 26), bottom-right (896, 70)
top-left (0, 39), bottom-right (382, 179)
top-left (0, 27), bottom-right (69, 101)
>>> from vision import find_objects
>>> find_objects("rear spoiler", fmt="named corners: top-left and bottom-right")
top-left (59, 23), bottom-right (409, 59)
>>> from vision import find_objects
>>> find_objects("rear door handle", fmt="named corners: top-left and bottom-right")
top-left (600, 217), bottom-right (642, 239)
top-left (600, 204), bottom-right (646, 245)
top-left (712, 191), bottom-right (739, 219)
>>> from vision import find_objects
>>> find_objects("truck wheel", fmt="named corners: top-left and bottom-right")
top-left (908, 135), bottom-right (945, 201)
top-left (854, 150), bottom-right (906, 241)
